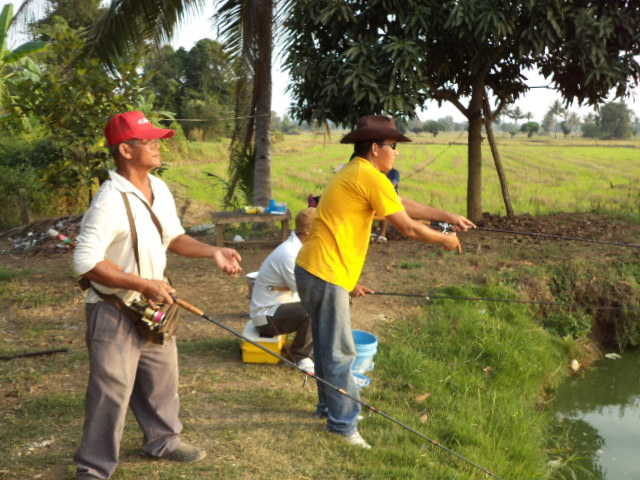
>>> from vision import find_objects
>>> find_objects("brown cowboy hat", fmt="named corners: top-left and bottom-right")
top-left (340, 115), bottom-right (412, 144)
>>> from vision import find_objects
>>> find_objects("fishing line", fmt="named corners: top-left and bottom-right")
top-left (403, 130), bottom-right (466, 181)
top-left (472, 226), bottom-right (640, 249)
top-left (173, 297), bottom-right (505, 480)
top-left (372, 292), bottom-right (632, 311)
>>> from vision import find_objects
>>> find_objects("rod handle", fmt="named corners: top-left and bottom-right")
top-left (174, 297), bottom-right (203, 316)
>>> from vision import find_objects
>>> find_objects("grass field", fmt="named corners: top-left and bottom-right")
top-left (1, 132), bottom-right (639, 480)
top-left (162, 132), bottom-right (640, 225)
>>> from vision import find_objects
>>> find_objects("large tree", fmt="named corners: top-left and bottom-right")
top-left (599, 101), bottom-right (633, 139)
top-left (284, 0), bottom-right (640, 221)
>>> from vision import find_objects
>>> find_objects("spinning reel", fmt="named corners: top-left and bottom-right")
top-left (130, 298), bottom-right (167, 330)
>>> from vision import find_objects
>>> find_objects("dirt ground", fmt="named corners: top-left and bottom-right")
top-left (1, 211), bottom-right (638, 346)
top-left (1, 211), bottom-right (639, 479)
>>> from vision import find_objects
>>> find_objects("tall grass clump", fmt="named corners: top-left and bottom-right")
top-left (364, 284), bottom-right (572, 479)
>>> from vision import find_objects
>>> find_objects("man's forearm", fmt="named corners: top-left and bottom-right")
top-left (168, 234), bottom-right (216, 259)
top-left (400, 197), bottom-right (453, 222)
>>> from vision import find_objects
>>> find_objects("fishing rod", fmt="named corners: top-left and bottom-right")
top-left (372, 292), bottom-right (631, 311)
top-left (475, 226), bottom-right (640, 249)
top-left (171, 296), bottom-right (506, 480)
top-left (430, 221), bottom-right (640, 249)
top-left (0, 347), bottom-right (68, 361)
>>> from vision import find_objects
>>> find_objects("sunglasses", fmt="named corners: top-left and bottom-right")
top-left (378, 142), bottom-right (397, 150)
top-left (125, 138), bottom-right (161, 149)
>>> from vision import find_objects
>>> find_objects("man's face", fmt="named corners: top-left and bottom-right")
top-left (374, 139), bottom-right (398, 173)
top-left (123, 138), bottom-right (163, 170)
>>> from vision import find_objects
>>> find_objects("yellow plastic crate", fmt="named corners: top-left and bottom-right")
top-left (241, 321), bottom-right (287, 364)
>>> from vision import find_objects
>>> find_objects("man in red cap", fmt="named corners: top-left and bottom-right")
top-left (73, 111), bottom-right (242, 479)
top-left (295, 115), bottom-right (474, 449)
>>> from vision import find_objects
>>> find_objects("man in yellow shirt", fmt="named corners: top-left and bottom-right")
top-left (295, 115), bottom-right (475, 449)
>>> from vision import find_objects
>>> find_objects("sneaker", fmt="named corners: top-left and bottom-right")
top-left (296, 357), bottom-right (315, 375)
top-left (160, 443), bottom-right (206, 463)
top-left (341, 430), bottom-right (371, 449)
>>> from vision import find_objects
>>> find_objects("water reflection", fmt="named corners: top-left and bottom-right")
top-left (552, 350), bottom-right (640, 480)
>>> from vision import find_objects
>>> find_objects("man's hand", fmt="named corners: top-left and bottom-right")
top-left (212, 247), bottom-right (243, 275)
top-left (448, 214), bottom-right (476, 232)
top-left (142, 279), bottom-right (176, 305)
top-left (351, 283), bottom-right (375, 297)
top-left (441, 233), bottom-right (462, 253)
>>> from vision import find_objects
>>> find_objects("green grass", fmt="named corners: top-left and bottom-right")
top-left (1, 132), bottom-right (638, 479)
top-left (162, 132), bottom-right (640, 223)
top-left (362, 284), bottom-right (571, 479)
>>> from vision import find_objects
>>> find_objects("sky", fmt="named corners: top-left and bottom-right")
top-left (4, 0), bottom-right (639, 123)
top-left (168, 5), bottom-right (640, 124)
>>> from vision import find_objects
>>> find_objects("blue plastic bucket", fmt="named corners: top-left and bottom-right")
top-left (352, 329), bottom-right (378, 374)
top-left (352, 371), bottom-right (371, 388)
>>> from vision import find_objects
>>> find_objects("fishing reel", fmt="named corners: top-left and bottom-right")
top-left (430, 221), bottom-right (455, 234)
top-left (130, 298), bottom-right (167, 330)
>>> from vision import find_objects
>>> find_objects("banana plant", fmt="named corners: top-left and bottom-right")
top-left (0, 3), bottom-right (47, 110)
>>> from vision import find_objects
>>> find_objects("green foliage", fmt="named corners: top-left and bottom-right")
top-left (144, 39), bottom-right (236, 141)
top-left (423, 120), bottom-right (445, 137)
top-left (32, 0), bottom-right (105, 33)
top-left (378, 283), bottom-right (570, 479)
top-left (542, 311), bottom-right (593, 340)
top-left (599, 102), bottom-right (633, 140)
top-left (521, 121), bottom-right (541, 138)
top-left (581, 115), bottom-right (599, 138)
top-left (0, 3), bottom-right (47, 112)
top-left (11, 18), bottom-right (150, 207)
top-left (0, 164), bottom-right (59, 230)
top-left (285, 1), bottom-right (640, 127)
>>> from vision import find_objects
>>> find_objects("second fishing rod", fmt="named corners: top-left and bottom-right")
top-left (156, 295), bottom-right (507, 480)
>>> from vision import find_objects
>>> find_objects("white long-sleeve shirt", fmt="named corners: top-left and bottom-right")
top-left (250, 231), bottom-right (302, 326)
top-left (73, 170), bottom-right (185, 305)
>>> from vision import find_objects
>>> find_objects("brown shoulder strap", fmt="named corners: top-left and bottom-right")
top-left (121, 192), bottom-right (140, 275)
top-left (120, 191), bottom-right (164, 276)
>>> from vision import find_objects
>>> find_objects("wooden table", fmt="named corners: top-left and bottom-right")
top-left (211, 210), bottom-right (292, 246)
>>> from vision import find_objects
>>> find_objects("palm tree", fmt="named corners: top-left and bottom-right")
top-left (547, 100), bottom-right (565, 138)
top-left (214, 0), bottom-right (274, 207)
top-left (63, 0), bottom-right (277, 208)
top-left (507, 105), bottom-right (524, 129)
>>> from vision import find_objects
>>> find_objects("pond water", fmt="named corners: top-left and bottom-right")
top-left (552, 350), bottom-right (640, 480)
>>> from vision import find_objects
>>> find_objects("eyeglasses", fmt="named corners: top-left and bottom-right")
top-left (125, 139), bottom-right (161, 149)
top-left (378, 142), bottom-right (397, 150)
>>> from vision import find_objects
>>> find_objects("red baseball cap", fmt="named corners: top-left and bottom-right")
top-left (105, 111), bottom-right (175, 146)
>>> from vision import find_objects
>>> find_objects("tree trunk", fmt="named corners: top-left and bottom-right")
top-left (482, 94), bottom-right (515, 218)
top-left (252, 0), bottom-right (273, 208)
top-left (466, 89), bottom-right (484, 222)
top-left (484, 117), bottom-right (515, 218)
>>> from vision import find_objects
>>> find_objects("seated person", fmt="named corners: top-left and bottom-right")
top-left (375, 167), bottom-right (400, 242)
top-left (380, 168), bottom-right (400, 239)
top-left (250, 208), bottom-right (316, 373)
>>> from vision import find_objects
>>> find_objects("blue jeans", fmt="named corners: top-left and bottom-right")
top-left (295, 265), bottom-right (360, 434)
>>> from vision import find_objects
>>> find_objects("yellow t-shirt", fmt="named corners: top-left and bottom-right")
top-left (296, 157), bottom-right (404, 291)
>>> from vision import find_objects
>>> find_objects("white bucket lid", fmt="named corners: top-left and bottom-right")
top-left (246, 271), bottom-right (259, 283)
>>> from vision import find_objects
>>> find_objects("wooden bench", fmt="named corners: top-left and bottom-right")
top-left (211, 210), bottom-right (292, 246)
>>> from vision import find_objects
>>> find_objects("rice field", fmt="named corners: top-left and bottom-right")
top-left (163, 131), bottom-right (640, 222)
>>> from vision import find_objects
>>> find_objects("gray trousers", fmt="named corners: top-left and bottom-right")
top-left (74, 301), bottom-right (182, 479)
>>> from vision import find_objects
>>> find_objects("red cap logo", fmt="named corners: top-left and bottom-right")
top-left (105, 111), bottom-right (175, 146)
